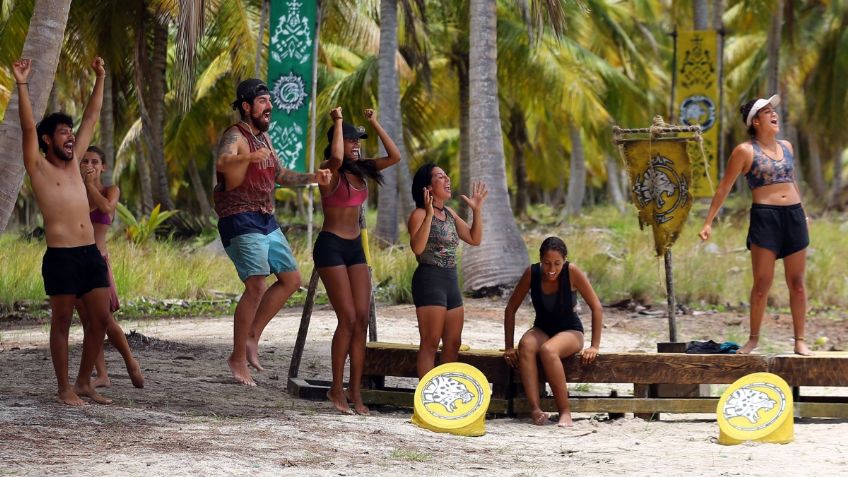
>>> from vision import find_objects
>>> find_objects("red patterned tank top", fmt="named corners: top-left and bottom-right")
top-left (213, 123), bottom-right (280, 218)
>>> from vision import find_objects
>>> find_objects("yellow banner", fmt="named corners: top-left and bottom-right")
top-left (675, 30), bottom-right (718, 197)
top-left (621, 140), bottom-right (693, 256)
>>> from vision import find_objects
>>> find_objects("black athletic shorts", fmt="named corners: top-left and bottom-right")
top-left (42, 244), bottom-right (110, 297)
top-left (746, 203), bottom-right (809, 259)
top-left (411, 263), bottom-right (463, 310)
top-left (313, 231), bottom-right (367, 268)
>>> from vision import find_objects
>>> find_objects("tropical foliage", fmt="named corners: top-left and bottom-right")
top-left (1, 0), bottom-right (847, 289)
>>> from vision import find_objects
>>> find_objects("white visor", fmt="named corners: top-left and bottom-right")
top-left (746, 94), bottom-right (781, 127)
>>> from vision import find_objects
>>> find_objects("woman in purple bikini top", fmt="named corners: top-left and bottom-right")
top-left (89, 206), bottom-right (113, 226)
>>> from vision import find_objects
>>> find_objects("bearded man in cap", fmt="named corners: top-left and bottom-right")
top-left (215, 78), bottom-right (331, 386)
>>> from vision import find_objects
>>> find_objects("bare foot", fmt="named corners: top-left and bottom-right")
top-left (352, 401), bottom-right (370, 415)
top-left (737, 338), bottom-right (759, 354)
top-left (557, 411), bottom-right (574, 427)
top-left (126, 358), bottom-right (145, 388)
top-left (246, 338), bottom-right (264, 372)
top-left (327, 389), bottom-right (353, 415)
top-left (56, 388), bottom-right (87, 406)
top-left (345, 390), bottom-right (369, 415)
top-left (531, 409), bottom-right (548, 426)
top-left (74, 383), bottom-right (113, 405)
top-left (227, 355), bottom-right (256, 386)
top-left (92, 374), bottom-right (112, 388)
top-left (794, 341), bottom-right (813, 356)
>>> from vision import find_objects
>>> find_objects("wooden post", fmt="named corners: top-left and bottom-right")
top-left (664, 249), bottom-right (677, 342)
top-left (288, 268), bottom-right (320, 379)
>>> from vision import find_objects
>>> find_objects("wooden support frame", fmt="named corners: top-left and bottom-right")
top-left (359, 343), bottom-right (848, 418)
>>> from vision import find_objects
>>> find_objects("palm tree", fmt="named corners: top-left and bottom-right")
top-left (375, 0), bottom-right (410, 244)
top-left (0, 0), bottom-right (72, 233)
top-left (461, 0), bottom-right (529, 293)
top-left (805, 4), bottom-right (848, 208)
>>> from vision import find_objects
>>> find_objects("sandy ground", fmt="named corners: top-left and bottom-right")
top-left (1, 299), bottom-right (847, 476)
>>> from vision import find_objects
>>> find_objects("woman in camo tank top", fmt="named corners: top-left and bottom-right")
top-left (407, 164), bottom-right (488, 378)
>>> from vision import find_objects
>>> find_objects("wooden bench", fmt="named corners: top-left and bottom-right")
top-left (360, 343), bottom-right (848, 418)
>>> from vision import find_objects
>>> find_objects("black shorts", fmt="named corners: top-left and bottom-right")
top-left (533, 321), bottom-right (584, 337)
top-left (411, 264), bottom-right (463, 310)
top-left (746, 203), bottom-right (809, 259)
top-left (313, 231), bottom-right (367, 268)
top-left (42, 244), bottom-right (110, 297)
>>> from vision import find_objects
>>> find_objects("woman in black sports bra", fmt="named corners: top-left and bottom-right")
top-left (503, 237), bottom-right (603, 427)
top-left (699, 95), bottom-right (812, 356)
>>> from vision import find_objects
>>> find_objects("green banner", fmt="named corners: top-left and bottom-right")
top-left (267, 0), bottom-right (317, 173)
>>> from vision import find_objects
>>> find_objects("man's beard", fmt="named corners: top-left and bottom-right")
top-left (250, 109), bottom-right (271, 132)
top-left (52, 142), bottom-right (73, 162)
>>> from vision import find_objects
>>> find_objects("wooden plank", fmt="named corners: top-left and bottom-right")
top-left (769, 352), bottom-right (848, 386)
top-left (796, 402), bottom-right (848, 419)
top-left (511, 353), bottom-right (768, 384)
top-left (364, 342), bottom-right (510, 385)
top-left (360, 388), bottom-right (508, 414)
top-left (565, 353), bottom-right (767, 384)
top-left (287, 377), bottom-right (331, 400)
top-left (512, 398), bottom-right (848, 418)
top-left (512, 397), bottom-right (718, 414)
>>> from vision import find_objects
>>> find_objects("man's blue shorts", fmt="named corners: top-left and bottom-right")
top-left (218, 212), bottom-right (298, 281)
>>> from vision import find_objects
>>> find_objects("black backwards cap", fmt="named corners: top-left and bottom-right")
top-left (232, 78), bottom-right (270, 110)
top-left (323, 123), bottom-right (368, 158)
top-left (326, 122), bottom-right (369, 142)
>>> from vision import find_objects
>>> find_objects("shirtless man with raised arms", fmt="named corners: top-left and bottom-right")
top-left (14, 57), bottom-right (112, 405)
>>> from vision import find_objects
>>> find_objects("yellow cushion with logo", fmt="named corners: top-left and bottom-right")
top-left (411, 362), bottom-right (491, 437)
top-left (716, 372), bottom-right (793, 445)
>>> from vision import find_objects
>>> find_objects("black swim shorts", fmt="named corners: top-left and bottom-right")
top-left (411, 263), bottom-right (463, 310)
top-left (313, 231), bottom-right (367, 268)
top-left (42, 244), bottom-right (110, 297)
top-left (746, 203), bottom-right (809, 259)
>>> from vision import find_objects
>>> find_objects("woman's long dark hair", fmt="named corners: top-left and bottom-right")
top-left (340, 157), bottom-right (383, 185)
top-left (411, 163), bottom-right (438, 209)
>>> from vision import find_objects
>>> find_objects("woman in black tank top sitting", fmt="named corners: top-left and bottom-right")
top-left (503, 237), bottom-right (603, 427)
top-left (699, 95), bottom-right (812, 355)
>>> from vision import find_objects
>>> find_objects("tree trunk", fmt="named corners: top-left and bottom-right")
top-left (692, 0), bottom-right (709, 30)
top-left (605, 153), bottom-right (626, 211)
top-left (254, 0), bottom-right (270, 78)
top-left (786, 121), bottom-right (803, 190)
top-left (0, 0), bottom-right (72, 233)
top-left (102, 74), bottom-right (116, 186)
top-left (565, 123), bottom-right (586, 217)
top-left (375, 0), bottom-right (403, 244)
top-left (187, 157), bottom-right (213, 220)
top-left (506, 104), bottom-right (528, 217)
top-left (48, 81), bottom-right (60, 113)
top-left (767, 1), bottom-right (785, 133)
top-left (148, 19), bottom-right (173, 209)
top-left (136, 141), bottom-right (154, 214)
top-left (456, 52), bottom-right (471, 219)
top-left (831, 146), bottom-right (844, 209)
top-left (461, 0), bottom-right (529, 294)
top-left (807, 137), bottom-right (827, 199)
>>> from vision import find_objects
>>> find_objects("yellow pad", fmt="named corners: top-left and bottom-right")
top-left (716, 372), bottom-right (794, 445)
top-left (411, 362), bottom-right (491, 437)
top-left (360, 229), bottom-right (372, 266)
